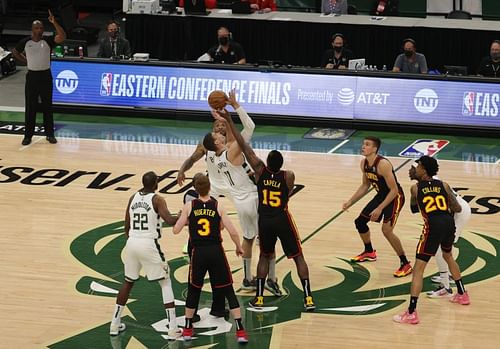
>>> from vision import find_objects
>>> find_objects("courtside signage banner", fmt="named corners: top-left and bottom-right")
top-left (51, 61), bottom-right (500, 128)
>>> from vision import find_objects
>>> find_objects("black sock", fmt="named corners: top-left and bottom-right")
top-left (300, 278), bottom-right (312, 298)
top-left (185, 317), bottom-right (193, 329)
top-left (408, 296), bottom-right (418, 314)
top-left (235, 318), bottom-right (244, 331)
top-left (364, 242), bottom-right (373, 253)
top-left (256, 278), bottom-right (265, 297)
top-left (455, 278), bottom-right (466, 295)
top-left (399, 255), bottom-right (409, 266)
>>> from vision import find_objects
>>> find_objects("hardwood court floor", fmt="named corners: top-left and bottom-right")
top-left (0, 130), bottom-right (499, 349)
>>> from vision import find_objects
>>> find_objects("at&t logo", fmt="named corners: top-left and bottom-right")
top-left (337, 88), bottom-right (355, 106)
top-left (413, 88), bottom-right (439, 114)
top-left (55, 70), bottom-right (79, 94)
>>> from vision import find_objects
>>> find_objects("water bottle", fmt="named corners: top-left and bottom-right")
top-left (54, 45), bottom-right (63, 58)
top-left (78, 46), bottom-right (84, 58)
top-left (382, 64), bottom-right (388, 71)
top-left (63, 45), bottom-right (69, 56)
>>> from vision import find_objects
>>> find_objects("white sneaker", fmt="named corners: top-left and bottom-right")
top-left (426, 286), bottom-right (453, 298)
top-left (109, 322), bottom-right (126, 336)
top-left (167, 327), bottom-right (182, 340)
top-left (431, 274), bottom-right (454, 284)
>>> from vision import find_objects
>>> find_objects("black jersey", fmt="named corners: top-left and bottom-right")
top-left (416, 179), bottom-right (452, 219)
top-left (364, 155), bottom-right (401, 197)
top-left (257, 167), bottom-right (289, 217)
top-left (188, 198), bottom-right (222, 246)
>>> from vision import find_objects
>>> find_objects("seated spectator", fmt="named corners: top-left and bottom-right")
top-left (179, 0), bottom-right (216, 9)
top-left (322, 0), bottom-right (348, 15)
top-left (97, 20), bottom-right (131, 59)
top-left (249, 0), bottom-right (277, 13)
top-left (371, 0), bottom-right (399, 16)
top-left (477, 40), bottom-right (500, 78)
top-left (206, 27), bottom-right (246, 64)
top-left (392, 38), bottom-right (427, 74)
top-left (320, 33), bottom-right (354, 69)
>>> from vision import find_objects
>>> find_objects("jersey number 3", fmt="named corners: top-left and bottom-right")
top-left (197, 218), bottom-right (211, 236)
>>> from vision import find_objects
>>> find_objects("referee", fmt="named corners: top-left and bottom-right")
top-left (12, 10), bottom-right (66, 146)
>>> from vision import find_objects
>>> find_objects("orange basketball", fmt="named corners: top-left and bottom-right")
top-left (208, 90), bottom-right (227, 110)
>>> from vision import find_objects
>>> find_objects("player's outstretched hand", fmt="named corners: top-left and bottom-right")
top-left (228, 89), bottom-right (240, 109)
top-left (211, 108), bottom-right (230, 122)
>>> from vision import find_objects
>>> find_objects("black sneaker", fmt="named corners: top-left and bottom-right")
top-left (248, 296), bottom-right (264, 309)
top-left (264, 278), bottom-right (283, 297)
top-left (46, 136), bottom-right (57, 144)
top-left (192, 313), bottom-right (201, 323)
top-left (21, 137), bottom-right (31, 145)
top-left (241, 278), bottom-right (257, 291)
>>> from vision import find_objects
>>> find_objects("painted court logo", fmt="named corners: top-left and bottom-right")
top-left (55, 70), bottom-right (79, 94)
top-left (399, 139), bottom-right (449, 158)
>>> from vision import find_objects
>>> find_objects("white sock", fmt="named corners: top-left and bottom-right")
top-left (268, 258), bottom-right (276, 281)
top-left (435, 248), bottom-right (450, 289)
top-left (243, 257), bottom-right (252, 281)
top-left (166, 307), bottom-right (177, 329)
top-left (111, 304), bottom-right (124, 325)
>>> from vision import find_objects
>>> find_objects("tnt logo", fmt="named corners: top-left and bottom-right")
top-left (100, 73), bottom-right (113, 96)
top-left (55, 70), bottom-right (78, 94)
top-left (413, 89), bottom-right (439, 114)
top-left (399, 139), bottom-right (449, 158)
top-left (462, 92), bottom-right (475, 116)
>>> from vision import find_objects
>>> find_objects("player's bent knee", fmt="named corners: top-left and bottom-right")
top-left (354, 216), bottom-right (369, 234)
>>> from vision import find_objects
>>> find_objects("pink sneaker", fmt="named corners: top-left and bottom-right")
top-left (392, 310), bottom-right (419, 324)
top-left (450, 291), bottom-right (470, 305)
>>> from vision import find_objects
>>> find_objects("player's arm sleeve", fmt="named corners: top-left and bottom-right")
top-left (235, 106), bottom-right (255, 142)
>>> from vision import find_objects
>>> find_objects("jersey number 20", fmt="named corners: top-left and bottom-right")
top-left (423, 195), bottom-right (448, 213)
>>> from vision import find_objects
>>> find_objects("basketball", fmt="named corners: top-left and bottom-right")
top-left (208, 90), bottom-right (227, 110)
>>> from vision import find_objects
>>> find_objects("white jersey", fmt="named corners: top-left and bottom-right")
top-left (128, 192), bottom-right (161, 239)
top-left (217, 150), bottom-right (257, 201)
top-left (206, 150), bottom-right (229, 197)
top-left (453, 192), bottom-right (471, 240)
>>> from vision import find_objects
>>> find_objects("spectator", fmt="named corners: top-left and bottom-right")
top-left (320, 33), bottom-right (354, 69)
top-left (97, 20), bottom-right (131, 58)
top-left (322, 0), bottom-right (348, 15)
top-left (207, 27), bottom-right (246, 64)
top-left (249, 0), bottom-right (277, 13)
top-left (477, 40), bottom-right (500, 78)
top-left (392, 38), bottom-right (428, 74)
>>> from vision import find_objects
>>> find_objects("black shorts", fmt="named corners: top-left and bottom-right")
top-left (189, 244), bottom-right (233, 288)
top-left (360, 190), bottom-right (405, 226)
top-left (416, 214), bottom-right (455, 261)
top-left (258, 211), bottom-right (302, 259)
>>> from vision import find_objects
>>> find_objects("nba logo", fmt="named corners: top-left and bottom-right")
top-left (100, 73), bottom-right (112, 96)
top-left (462, 92), bottom-right (475, 116)
top-left (399, 139), bottom-right (449, 158)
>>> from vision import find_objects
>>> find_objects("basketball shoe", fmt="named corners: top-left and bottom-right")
top-left (450, 291), bottom-right (470, 305)
top-left (393, 310), bottom-right (419, 324)
top-left (236, 329), bottom-right (249, 343)
top-left (394, 263), bottom-right (413, 277)
top-left (351, 250), bottom-right (377, 262)
top-left (109, 322), bottom-right (126, 336)
top-left (426, 285), bottom-right (453, 298)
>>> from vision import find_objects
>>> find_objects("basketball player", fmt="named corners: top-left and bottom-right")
top-left (201, 92), bottom-right (282, 296)
top-left (214, 110), bottom-right (315, 311)
top-left (342, 136), bottom-right (412, 277)
top-left (393, 156), bottom-right (470, 324)
top-left (173, 174), bottom-right (249, 343)
top-left (408, 161), bottom-right (471, 298)
top-left (110, 171), bottom-right (181, 338)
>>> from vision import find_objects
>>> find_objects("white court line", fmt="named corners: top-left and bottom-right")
top-left (0, 106), bottom-right (24, 112)
top-left (19, 136), bottom-right (44, 151)
top-left (327, 139), bottom-right (349, 153)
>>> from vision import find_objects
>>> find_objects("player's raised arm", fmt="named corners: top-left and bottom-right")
top-left (177, 143), bottom-right (207, 186)
top-left (227, 89), bottom-right (255, 142)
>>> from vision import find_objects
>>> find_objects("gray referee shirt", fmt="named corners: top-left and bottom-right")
top-left (15, 36), bottom-right (55, 71)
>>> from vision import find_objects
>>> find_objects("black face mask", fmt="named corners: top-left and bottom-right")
top-left (333, 46), bottom-right (343, 53)
top-left (404, 50), bottom-right (414, 57)
top-left (218, 37), bottom-right (229, 46)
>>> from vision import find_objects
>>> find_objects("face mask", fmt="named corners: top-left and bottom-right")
top-left (218, 37), bottom-right (229, 46)
top-left (109, 31), bottom-right (118, 39)
top-left (333, 46), bottom-right (342, 53)
top-left (404, 50), bottom-right (413, 57)
top-left (491, 52), bottom-right (500, 61)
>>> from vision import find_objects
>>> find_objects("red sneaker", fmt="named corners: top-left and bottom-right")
top-left (394, 263), bottom-right (413, 277)
top-left (450, 291), bottom-right (470, 305)
top-left (182, 327), bottom-right (194, 341)
top-left (350, 250), bottom-right (377, 262)
top-left (236, 329), bottom-right (249, 343)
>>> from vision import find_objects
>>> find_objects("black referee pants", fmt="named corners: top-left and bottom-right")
top-left (25, 69), bottom-right (54, 139)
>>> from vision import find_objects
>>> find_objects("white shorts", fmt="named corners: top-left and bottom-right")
top-left (233, 192), bottom-right (259, 240)
top-left (123, 238), bottom-right (169, 282)
top-left (454, 195), bottom-right (471, 242)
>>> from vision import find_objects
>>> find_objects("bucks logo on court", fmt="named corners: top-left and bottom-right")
top-left (49, 221), bottom-right (500, 349)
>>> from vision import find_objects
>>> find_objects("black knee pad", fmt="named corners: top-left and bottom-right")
top-left (222, 286), bottom-right (240, 309)
top-left (355, 216), bottom-right (370, 234)
top-left (186, 284), bottom-right (202, 309)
